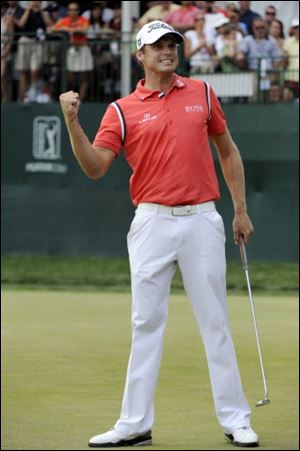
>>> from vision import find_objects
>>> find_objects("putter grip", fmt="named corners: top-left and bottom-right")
top-left (239, 238), bottom-right (248, 270)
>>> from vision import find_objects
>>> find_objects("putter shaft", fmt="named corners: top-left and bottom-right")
top-left (239, 239), bottom-right (270, 406)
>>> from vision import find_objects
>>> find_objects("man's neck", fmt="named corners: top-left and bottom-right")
top-left (144, 72), bottom-right (175, 94)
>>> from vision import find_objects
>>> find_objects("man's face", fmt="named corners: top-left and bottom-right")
top-left (30, 1), bottom-right (42, 11)
top-left (137, 35), bottom-right (179, 74)
top-left (292, 25), bottom-right (299, 38)
top-left (227, 5), bottom-right (240, 21)
top-left (239, 1), bottom-right (250, 11)
top-left (68, 3), bottom-right (80, 18)
top-left (253, 20), bottom-right (267, 39)
top-left (265, 7), bottom-right (276, 22)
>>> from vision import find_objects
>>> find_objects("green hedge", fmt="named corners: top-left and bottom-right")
top-left (2, 256), bottom-right (298, 294)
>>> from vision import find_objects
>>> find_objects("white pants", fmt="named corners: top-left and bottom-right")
top-left (115, 202), bottom-right (251, 435)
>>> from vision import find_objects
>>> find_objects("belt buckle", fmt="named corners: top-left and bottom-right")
top-left (172, 205), bottom-right (195, 216)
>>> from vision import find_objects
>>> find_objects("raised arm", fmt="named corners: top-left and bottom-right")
top-left (210, 127), bottom-right (254, 245)
top-left (59, 91), bottom-right (116, 180)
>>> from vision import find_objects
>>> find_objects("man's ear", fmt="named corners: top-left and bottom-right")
top-left (136, 49), bottom-right (143, 62)
top-left (136, 48), bottom-right (145, 71)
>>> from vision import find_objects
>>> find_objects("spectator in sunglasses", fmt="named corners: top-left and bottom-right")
top-left (237, 17), bottom-right (281, 71)
top-left (264, 5), bottom-right (277, 30)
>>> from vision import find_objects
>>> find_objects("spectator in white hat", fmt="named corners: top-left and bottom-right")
top-left (213, 16), bottom-right (243, 73)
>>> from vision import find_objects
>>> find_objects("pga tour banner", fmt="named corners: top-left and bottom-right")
top-left (25, 116), bottom-right (68, 174)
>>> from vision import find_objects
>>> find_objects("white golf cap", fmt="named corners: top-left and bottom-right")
top-left (291, 17), bottom-right (299, 27)
top-left (214, 15), bottom-right (230, 28)
top-left (136, 20), bottom-right (184, 50)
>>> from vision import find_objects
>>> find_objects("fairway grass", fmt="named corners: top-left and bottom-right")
top-left (2, 291), bottom-right (299, 450)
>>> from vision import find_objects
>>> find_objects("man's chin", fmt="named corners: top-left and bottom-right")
top-left (157, 63), bottom-right (178, 73)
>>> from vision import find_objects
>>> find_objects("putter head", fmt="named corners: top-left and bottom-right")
top-left (256, 398), bottom-right (270, 407)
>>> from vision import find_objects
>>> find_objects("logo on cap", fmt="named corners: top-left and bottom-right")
top-left (147, 22), bottom-right (174, 33)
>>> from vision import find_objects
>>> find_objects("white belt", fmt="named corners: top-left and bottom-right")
top-left (138, 201), bottom-right (215, 216)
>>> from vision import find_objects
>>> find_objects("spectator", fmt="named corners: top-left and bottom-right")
top-left (264, 5), bottom-right (276, 30)
top-left (6, 2), bottom-right (23, 47)
top-left (164, 1), bottom-right (200, 33)
top-left (86, 3), bottom-right (114, 38)
top-left (283, 18), bottom-right (299, 98)
top-left (226, 1), bottom-right (247, 35)
top-left (282, 86), bottom-right (295, 102)
top-left (109, 6), bottom-right (121, 32)
top-left (86, 1), bottom-right (117, 101)
top-left (49, 2), bottom-right (93, 101)
top-left (237, 17), bottom-right (281, 99)
top-left (198, 1), bottom-right (227, 41)
top-left (1, 2), bottom-right (14, 102)
top-left (82, 1), bottom-right (114, 25)
top-left (203, 0), bottom-right (227, 16)
top-left (184, 12), bottom-right (216, 74)
top-left (269, 19), bottom-right (285, 52)
top-left (237, 17), bottom-right (281, 71)
top-left (42, 2), bottom-right (67, 101)
top-left (13, 1), bottom-right (53, 102)
top-left (138, 1), bottom-right (180, 27)
top-left (268, 80), bottom-right (282, 102)
top-left (239, 1), bottom-right (260, 35)
top-left (45, 1), bottom-right (68, 21)
top-left (214, 16), bottom-right (243, 73)
top-left (2, 1), bottom-right (23, 101)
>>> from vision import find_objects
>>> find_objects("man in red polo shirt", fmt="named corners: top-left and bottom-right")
top-left (59, 20), bottom-right (258, 449)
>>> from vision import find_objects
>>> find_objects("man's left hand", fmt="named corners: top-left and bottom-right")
top-left (233, 212), bottom-right (254, 245)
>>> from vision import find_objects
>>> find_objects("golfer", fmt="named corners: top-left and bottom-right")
top-left (59, 20), bottom-right (258, 448)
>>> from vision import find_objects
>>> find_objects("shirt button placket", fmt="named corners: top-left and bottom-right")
top-left (166, 97), bottom-right (176, 137)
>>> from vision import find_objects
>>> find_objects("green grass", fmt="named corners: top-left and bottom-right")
top-left (2, 291), bottom-right (299, 450)
top-left (1, 255), bottom-right (298, 294)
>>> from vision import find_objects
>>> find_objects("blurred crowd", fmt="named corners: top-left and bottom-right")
top-left (1, 0), bottom-right (299, 103)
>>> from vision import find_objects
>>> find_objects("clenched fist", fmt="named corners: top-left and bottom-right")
top-left (59, 91), bottom-right (80, 122)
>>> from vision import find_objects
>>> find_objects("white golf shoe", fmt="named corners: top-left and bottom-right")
top-left (225, 426), bottom-right (259, 447)
top-left (88, 428), bottom-right (152, 448)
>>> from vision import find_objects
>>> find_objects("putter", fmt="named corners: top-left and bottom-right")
top-left (239, 238), bottom-right (270, 407)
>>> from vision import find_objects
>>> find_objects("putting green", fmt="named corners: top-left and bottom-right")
top-left (2, 291), bottom-right (299, 450)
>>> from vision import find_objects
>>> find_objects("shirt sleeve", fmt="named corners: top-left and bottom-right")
top-left (163, 10), bottom-right (175, 24)
top-left (207, 86), bottom-right (227, 135)
top-left (270, 39), bottom-right (281, 59)
top-left (79, 17), bottom-right (90, 28)
top-left (238, 35), bottom-right (249, 54)
top-left (14, 7), bottom-right (24, 20)
top-left (52, 18), bottom-right (67, 30)
top-left (92, 103), bottom-right (123, 156)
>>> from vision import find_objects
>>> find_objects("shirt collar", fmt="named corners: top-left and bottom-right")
top-left (134, 74), bottom-right (186, 101)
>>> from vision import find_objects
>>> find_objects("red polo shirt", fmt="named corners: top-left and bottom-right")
top-left (93, 74), bottom-right (226, 206)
